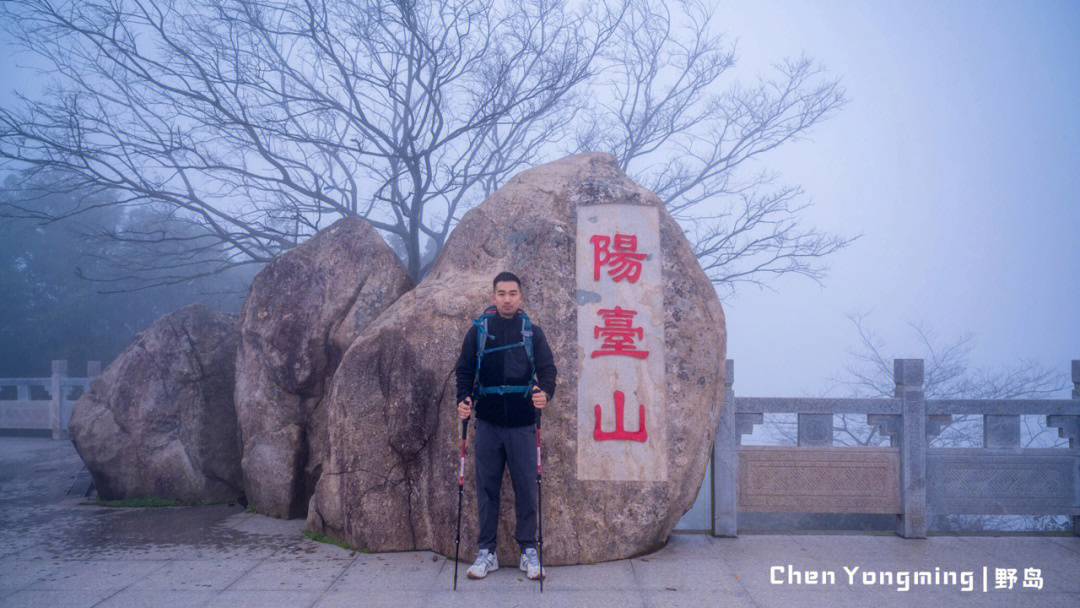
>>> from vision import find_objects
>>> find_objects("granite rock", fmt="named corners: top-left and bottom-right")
top-left (235, 216), bottom-right (414, 518)
top-left (69, 303), bottom-right (243, 503)
top-left (306, 153), bottom-right (726, 564)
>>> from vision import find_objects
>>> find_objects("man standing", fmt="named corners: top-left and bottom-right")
top-left (456, 271), bottom-right (557, 581)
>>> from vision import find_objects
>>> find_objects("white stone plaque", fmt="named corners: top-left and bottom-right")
top-left (575, 204), bottom-right (666, 481)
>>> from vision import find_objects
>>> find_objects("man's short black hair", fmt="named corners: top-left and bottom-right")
top-left (492, 271), bottom-right (522, 291)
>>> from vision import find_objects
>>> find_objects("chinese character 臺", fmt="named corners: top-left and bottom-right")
top-left (592, 306), bottom-right (649, 359)
top-left (591, 233), bottom-right (646, 283)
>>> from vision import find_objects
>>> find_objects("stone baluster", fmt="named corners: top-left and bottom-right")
top-left (712, 359), bottom-right (763, 537)
top-left (1074, 360), bottom-right (1080, 537)
top-left (895, 359), bottom-right (926, 538)
top-left (798, 413), bottom-right (833, 446)
top-left (983, 414), bottom-right (1020, 448)
top-left (713, 359), bottom-right (737, 536)
top-left (1047, 360), bottom-right (1080, 536)
top-left (1046, 361), bottom-right (1080, 452)
top-left (50, 360), bottom-right (67, 440)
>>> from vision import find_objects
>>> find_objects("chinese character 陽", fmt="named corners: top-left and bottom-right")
top-left (591, 233), bottom-right (646, 283)
top-left (592, 306), bottom-right (649, 359)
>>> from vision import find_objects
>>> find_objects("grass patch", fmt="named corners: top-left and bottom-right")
top-left (302, 529), bottom-right (370, 553)
top-left (245, 505), bottom-right (257, 514)
top-left (91, 497), bottom-right (241, 508)
top-left (94, 497), bottom-right (183, 508)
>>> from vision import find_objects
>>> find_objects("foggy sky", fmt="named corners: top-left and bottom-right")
top-left (1, 1), bottom-right (1077, 397)
top-left (717, 0), bottom-right (1080, 397)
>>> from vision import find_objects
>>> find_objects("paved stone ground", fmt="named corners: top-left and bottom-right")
top-left (1, 437), bottom-right (1077, 608)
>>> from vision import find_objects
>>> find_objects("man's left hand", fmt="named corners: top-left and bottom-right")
top-left (531, 389), bottom-right (548, 409)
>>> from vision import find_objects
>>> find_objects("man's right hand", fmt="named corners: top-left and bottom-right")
top-left (457, 397), bottom-right (472, 420)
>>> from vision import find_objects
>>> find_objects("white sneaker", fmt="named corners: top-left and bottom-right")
top-left (466, 549), bottom-right (498, 579)
top-left (519, 547), bottom-right (545, 580)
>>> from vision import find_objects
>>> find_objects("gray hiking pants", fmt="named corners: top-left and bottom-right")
top-left (474, 417), bottom-right (537, 553)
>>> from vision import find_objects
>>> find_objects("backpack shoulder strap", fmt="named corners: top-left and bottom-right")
top-left (471, 306), bottom-right (498, 392)
top-left (473, 306), bottom-right (497, 348)
top-left (519, 311), bottom-right (536, 380)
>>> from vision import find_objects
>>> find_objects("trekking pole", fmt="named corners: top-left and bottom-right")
top-left (534, 401), bottom-right (544, 592)
top-left (453, 413), bottom-right (469, 591)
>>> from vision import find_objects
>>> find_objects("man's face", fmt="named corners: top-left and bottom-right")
top-left (492, 280), bottom-right (523, 318)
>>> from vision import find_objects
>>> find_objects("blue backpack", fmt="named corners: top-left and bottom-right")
top-left (472, 305), bottom-right (537, 398)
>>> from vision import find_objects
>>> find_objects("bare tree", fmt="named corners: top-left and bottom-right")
top-left (1, 0), bottom-right (854, 292)
top-left (821, 310), bottom-right (1068, 449)
top-left (573, 0), bottom-right (857, 299)
top-left (764, 311), bottom-right (1068, 448)
top-left (0, 0), bottom-right (619, 280)
top-left (758, 310), bottom-right (1070, 531)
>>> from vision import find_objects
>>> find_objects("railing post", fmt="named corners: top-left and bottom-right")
top-left (1047, 360), bottom-right (1080, 536)
top-left (50, 360), bottom-right (68, 440)
top-left (713, 359), bottom-right (737, 536)
top-left (1073, 360), bottom-right (1079, 536)
top-left (895, 358), bottom-right (926, 538)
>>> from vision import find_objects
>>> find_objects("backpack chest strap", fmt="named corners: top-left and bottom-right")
top-left (482, 342), bottom-right (527, 354)
top-left (472, 309), bottom-right (538, 398)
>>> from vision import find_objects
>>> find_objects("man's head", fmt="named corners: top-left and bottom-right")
top-left (492, 271), bottom-right (523, 319)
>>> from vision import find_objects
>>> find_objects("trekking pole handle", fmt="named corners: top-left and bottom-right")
top-left (531, 387), bottom-right (543, 429)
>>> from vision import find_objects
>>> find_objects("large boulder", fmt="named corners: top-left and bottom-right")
top-left (306, 152), bottom-right (726, 564)
top-left (69, 303), bottom-right (242, 503)
top-left (236, 216), bottom-right (414, 518)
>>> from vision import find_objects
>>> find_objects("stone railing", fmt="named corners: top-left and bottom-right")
top-left (707, 358), bottom-right (1080, 537)
top-left (0, 361), bottom-right (101, 439)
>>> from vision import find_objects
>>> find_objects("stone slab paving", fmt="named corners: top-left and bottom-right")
top-left (2, 437), bottom-right (1077, 607)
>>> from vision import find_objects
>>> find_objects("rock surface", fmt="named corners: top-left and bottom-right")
top-left (306, 153), bottom-right (726, 564)
top-left (235, 216), bottom-right (413, 518)
top-left (69, 303), bottom-right (242, 503)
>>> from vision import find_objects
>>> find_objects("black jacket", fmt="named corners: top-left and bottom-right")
top-left (455, 311), bottom-right (557, 427)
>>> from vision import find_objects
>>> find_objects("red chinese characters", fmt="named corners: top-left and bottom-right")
top-left (591, 306), bottom-right (649, 359)
top-left (587, 229), bottom-right (653, 444)
top-left (591, 233), bottom-right (646, 283)
top-left (594, 390), bottom-right (647, 442)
